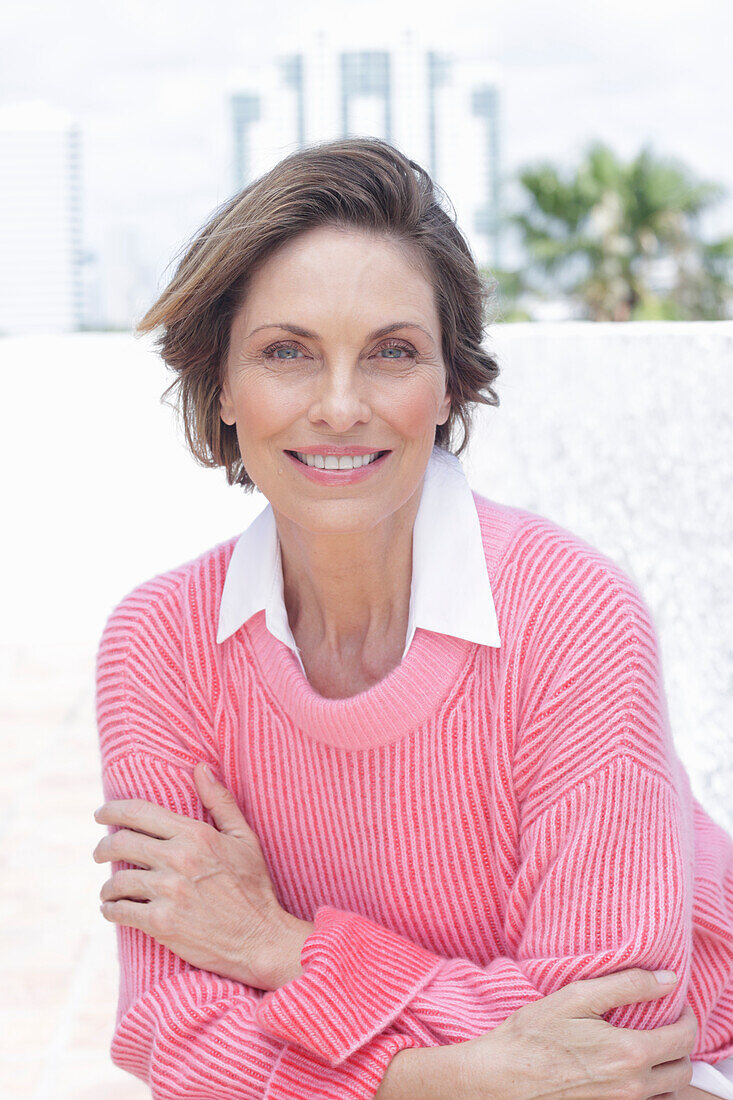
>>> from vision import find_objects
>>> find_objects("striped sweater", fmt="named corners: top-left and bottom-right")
top-left (95, 492), bottom-right (733, 1099)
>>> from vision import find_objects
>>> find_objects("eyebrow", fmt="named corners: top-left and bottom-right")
top-left (245, 320), bottom-right (435, 343)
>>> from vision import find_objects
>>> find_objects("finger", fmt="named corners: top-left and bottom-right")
top-left (634, 1005), bottom-right (699, 1067)
top-left (94, 828), bottom-right (157, 870)
top-left (100, 897), bottom-right (159, 932)
top-left (94, 798), bottom-right (196, 839)
top-left (563, 968), bottom-right (680, 1016)
top-left (193, 763), bottom-right (260, 840)
top-left (100, 868), bottom-right (159, 903)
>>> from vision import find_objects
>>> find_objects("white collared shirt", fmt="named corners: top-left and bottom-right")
top-left (216, 444), bottom-right (502, 668)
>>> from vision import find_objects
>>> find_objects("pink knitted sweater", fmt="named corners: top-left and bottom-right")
top-left (95, 492), bottom-right (733, 1099)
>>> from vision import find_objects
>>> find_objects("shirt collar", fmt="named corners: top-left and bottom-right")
top-left (216, 444), bottom-right (501, 673)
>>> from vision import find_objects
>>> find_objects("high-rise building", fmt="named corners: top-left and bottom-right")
top-left (0, 100), bottom-right (83, 334)
top-left (228, 32), bottom-right (502, 268)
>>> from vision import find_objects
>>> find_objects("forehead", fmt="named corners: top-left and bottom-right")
top-left (237, 225), bottom-right (438, 328)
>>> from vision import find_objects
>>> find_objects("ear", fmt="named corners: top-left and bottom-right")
top-left (436, 383), bottom-right (452, 426)
top-left (219, 380), bottom-right (236, 426)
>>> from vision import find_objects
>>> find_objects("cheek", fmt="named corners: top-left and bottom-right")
top-left (231, 375), bottom-right (302, 437)
top-left (385, 377), bottom-right (447, 434)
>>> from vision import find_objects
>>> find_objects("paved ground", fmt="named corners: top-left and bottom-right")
top-left (1, 641), bottom-right (147, 1100)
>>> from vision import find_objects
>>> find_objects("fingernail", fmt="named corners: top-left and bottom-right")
top-left (654, 970), bottom-right (677, 983)
top-left (202, 763), bottom-right (215, 781)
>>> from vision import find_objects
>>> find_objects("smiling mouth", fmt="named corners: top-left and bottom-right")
top-left (286, 450), bottom-right (390, 469)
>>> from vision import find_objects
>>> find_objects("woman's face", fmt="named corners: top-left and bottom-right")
top-left (220, 224), bottom-right (452, 534)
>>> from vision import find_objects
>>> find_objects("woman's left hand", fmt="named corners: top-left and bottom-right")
top-left (93, 762), bottom-right (313, 991)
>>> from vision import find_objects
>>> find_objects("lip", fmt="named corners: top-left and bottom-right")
top-left (284, 449), bottom-right (391, 484)
top-left (287, 446), bottom-right (391, 456)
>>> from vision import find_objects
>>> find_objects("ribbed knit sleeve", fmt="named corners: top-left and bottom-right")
top-left (95, 584), bottom-right (422, 1099)
top-left (254, 563), bottom-right (718, 1066)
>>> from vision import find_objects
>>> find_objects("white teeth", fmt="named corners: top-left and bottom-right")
top-left (293, 451), bottom-right (383, 470)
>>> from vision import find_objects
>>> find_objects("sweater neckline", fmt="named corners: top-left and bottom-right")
top-left (244, 611), bottom-right (475, 750)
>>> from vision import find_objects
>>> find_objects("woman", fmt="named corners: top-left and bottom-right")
top-left (93, 137), bottom-right (733, 1099)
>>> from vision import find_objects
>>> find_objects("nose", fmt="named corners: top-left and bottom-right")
top-left (307, 360), bottom-right (372, 433)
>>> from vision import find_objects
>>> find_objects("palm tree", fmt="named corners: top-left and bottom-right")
top-left (500, 142), bottom-right (733, 321)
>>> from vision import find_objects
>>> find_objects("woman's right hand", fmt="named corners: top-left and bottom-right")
top-left (458, 968), bottom-right (698, 1099)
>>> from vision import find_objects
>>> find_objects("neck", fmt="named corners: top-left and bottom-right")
top-left (274, 491), bottom-right (421, 661)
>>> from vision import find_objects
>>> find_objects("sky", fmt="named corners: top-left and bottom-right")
top-left (1, 0), bottom-right (731, 317)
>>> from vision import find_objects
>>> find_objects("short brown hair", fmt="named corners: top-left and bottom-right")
top-left (136, 136), bottom-right (500, 491)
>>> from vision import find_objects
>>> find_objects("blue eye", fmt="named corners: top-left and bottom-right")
top-left (262, 343), bottom-right (303, 360)
top-left (376, 341), bottom-right (416, 359)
